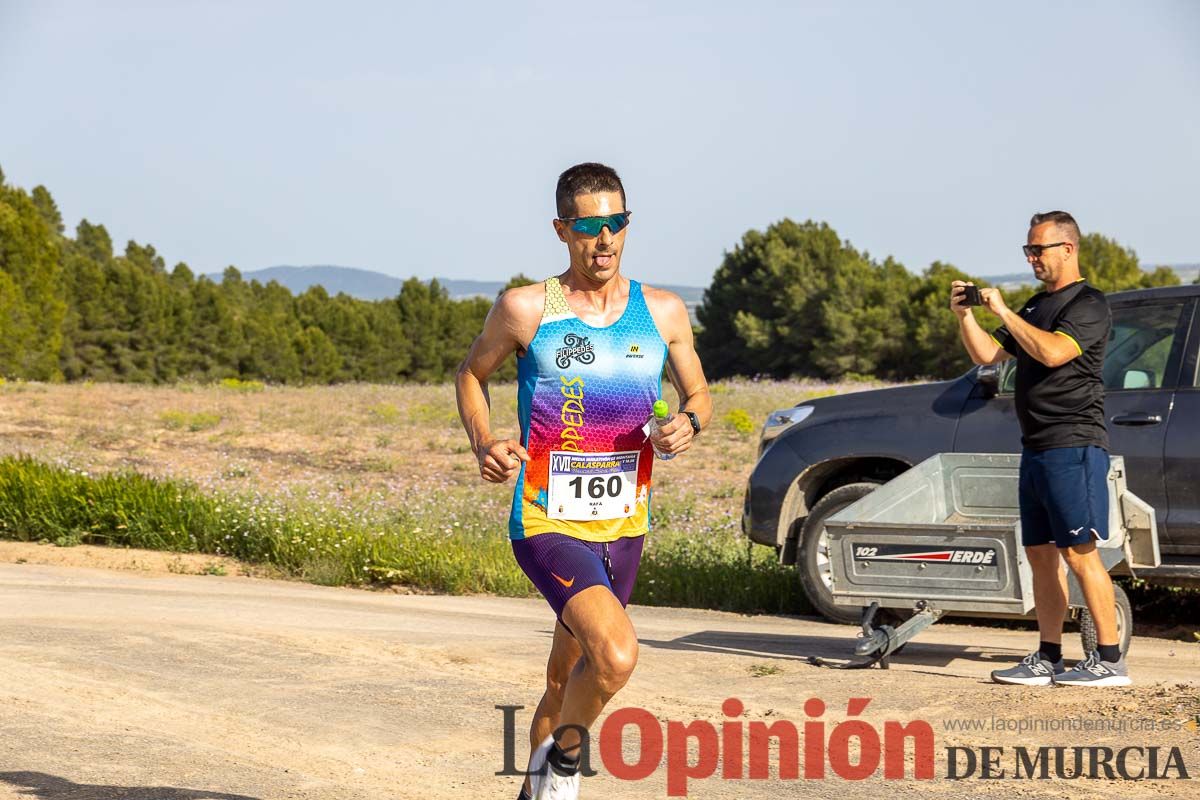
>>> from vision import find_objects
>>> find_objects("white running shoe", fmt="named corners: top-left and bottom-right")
top-left (990, 651), bottom-right (1065, 686)
top-left (1054, 650), bottom-right (1132, 687)
top-left (527, 735), bottom-right (553, 799)
top-left (529, 736), bottom-right (581, 800)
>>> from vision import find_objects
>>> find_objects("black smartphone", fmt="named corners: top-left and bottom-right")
top-left (961, 285), bottom-right (983, 306)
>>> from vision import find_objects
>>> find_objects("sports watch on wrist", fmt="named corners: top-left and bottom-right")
top-left (682, 410), bottom-right (701, 437)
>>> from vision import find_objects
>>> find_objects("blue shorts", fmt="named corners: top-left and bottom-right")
top-left (1019, 446), bottom-right (1110, 549)
top-left (511, 533), bottom-right (645, 624)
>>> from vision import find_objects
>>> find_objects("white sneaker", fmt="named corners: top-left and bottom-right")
top-left (990, 651), bottom-right (1065, 686)
top-left (529, 736), bottom-right (581, 800)
top-left (1054, 650), bottom-right (1132, 687)
top-left (527, 735), bottom-right (553, 799)
top-left (536, 766), bottom-right (580, 800)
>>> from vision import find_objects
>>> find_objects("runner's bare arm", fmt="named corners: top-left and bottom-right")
top-left (644, 287), bottom-right (712, 456)
top-left (455, 286), bottom-right (541, 482)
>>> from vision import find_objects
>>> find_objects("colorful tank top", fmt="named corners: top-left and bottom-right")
top-left (510, 276), bottom-right (668, 542)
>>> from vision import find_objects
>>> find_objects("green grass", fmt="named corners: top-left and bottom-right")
top-left (219, 378), bottom-right (265, 393)
top-left (635, 532), bottom-right (806, 613)
top-left (159, 410), bottom-right (222, 431)
top-left (0, 454), bottom-right (517, 591)
top-left (3, 453), bottom-right (1195, 627)
top-left (367, 402), bottom-right (402, 423)
top-left (0, 455), bottom-right (806, 614)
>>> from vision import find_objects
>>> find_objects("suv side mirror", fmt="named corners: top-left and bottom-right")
top-left (976, 364), bottom-right (1001, 398)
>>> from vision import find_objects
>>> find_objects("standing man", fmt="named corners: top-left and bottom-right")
top-left (953, 210), bottom-right (1128, 687)
top-left (456, 162), bottom-right (712, 799)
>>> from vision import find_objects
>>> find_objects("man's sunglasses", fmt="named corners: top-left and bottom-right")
top-left (1022, 242), bottom-right (1068, 258)
top-left (559, 211), bottom-right (632, 237)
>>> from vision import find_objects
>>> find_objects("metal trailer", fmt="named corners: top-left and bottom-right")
top-left (816, 453), bottom-right (1160, 669)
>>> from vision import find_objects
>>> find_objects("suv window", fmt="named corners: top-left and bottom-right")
top-left (1103, 302), bottom-right (1187, 390)
top-left (1000, 360), bottom-right (1017, 393)
top-left (996, 300), bottom-right (1187, 393)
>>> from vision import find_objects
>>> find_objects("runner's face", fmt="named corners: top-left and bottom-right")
top-left (554, 191), bottom-right (627, 283)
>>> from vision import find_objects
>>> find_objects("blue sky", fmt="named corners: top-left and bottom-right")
top-left (1, 1), bottom-right (1197, 286)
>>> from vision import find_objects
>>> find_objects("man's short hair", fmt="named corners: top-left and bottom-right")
top-left (556, 163), bottom-right (626, 218)
top-left (1030, 210), bottom-right (1081, 245)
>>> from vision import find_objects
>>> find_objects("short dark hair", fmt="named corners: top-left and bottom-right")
top-left (555, 162), bottom-right (626, 218)
top-left (1029, 210), bottom-right (1080, 244)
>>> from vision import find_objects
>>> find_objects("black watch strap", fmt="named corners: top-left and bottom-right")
top-left (683, 410), bottom-right (701, 436)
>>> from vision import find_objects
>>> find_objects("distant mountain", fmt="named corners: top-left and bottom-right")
top-left (209, 263), bottom-right (1193, 307)
top-left (1151, 263), bottom-right (1200, 284)
top-left (206, 265), bottom-right (708, 307)
top-left (988, 263), bottom-right (1198, 290)
top-left (204, 265), bottom-right (405, 300)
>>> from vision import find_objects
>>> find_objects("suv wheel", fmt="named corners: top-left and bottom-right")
top-left (797, 482), bottom-right (878, 624)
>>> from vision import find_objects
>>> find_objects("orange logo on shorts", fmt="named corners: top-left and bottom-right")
top-left (551, 572), bottom-right (575, 588)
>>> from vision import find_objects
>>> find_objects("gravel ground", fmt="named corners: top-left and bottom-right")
top-left (1, 545), bottom-right (1198, 799)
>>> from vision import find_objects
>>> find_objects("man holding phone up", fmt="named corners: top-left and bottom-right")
top-left (952, 210), bottom-right (1129, 687)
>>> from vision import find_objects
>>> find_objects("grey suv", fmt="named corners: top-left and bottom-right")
top-left (742, 285), bottom-right (1199, 622)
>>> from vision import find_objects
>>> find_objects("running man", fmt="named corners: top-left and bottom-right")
top-left (953, 210), bottom-right (1129, 687)
top-left (456, 162), bottom-right (711, 799)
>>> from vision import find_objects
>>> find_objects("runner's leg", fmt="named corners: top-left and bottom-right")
top-left (554, 585), bottom-right (638, 754)
top-left (511, 533), bottom-right (615, 791)
top-left (530, 621), bottom-right (582, 750)
top-left (524, 621), bottom-right (581, 794)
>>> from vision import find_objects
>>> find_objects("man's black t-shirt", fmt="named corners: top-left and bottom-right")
top-left (993, 280), bottom-right (1110, 451)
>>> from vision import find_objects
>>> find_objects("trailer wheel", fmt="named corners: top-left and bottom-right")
top-left (797, 482), bottom-right (878, 624)
top-left (1078, 583), bottom-right (1133, 657)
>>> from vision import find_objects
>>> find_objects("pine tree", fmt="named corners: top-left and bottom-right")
top-left (0, 182), bottom-right (66, 379)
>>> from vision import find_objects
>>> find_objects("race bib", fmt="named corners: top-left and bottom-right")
top-left (547, 450), bottom-right (640, 521)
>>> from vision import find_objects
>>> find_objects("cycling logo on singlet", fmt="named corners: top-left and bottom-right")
top-left (555, 334), bottom-right (595, 368)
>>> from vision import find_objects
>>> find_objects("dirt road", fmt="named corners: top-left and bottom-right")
top-left (1, 546), bottom-right (1197, 799)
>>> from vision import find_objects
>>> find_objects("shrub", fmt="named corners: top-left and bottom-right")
top-left (722, 408), bottom-right (756, 435)
top-left (219, 378), bottom-right (265, 393)
top-left (368, 403), bottom-right (401, 423)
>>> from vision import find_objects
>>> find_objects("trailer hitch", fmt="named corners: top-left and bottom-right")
top-left (809, 601), bottom-right (943, 670)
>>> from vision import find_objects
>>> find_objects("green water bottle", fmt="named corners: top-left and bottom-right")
top-left (651, 400), bottom-right (676, 461)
